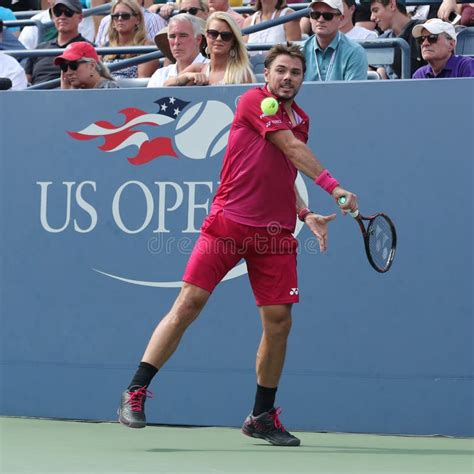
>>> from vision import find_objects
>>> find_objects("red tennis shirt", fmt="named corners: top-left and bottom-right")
top-left (210, 85), bottom-right (310, 232)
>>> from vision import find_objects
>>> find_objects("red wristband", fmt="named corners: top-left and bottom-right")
top-left (315, 169), bottom-right (340, 194)
top-left (298, 207), bottom-right (312, 222)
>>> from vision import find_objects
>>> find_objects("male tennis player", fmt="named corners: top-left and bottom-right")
top-left (118, 43), bottom-right (358, 446)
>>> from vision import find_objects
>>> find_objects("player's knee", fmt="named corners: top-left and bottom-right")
top-left (266, 315), bottom-right (292, 339)
top-left (171, 287), bottom-right (208, 326)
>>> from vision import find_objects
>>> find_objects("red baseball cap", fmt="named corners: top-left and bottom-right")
top-left (54, 42), bottom-right (99, 65)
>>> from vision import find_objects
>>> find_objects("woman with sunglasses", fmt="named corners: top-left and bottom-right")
top-left (151, 0), bottom-right (209, 23)
top-left (243, 0), bottom-right (301, 54)
top-left (101, 0), bottom-right (160, 79)
top-left (165, 11), bottom-right (254, 86)
top-left (55, 41), bottom-right (119, 89)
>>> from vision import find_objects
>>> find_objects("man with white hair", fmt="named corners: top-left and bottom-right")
top-left (147, 13), bottom-right (208, 87)
top-left (302, 0), bottom-right (368, 81)
top-left (412, 19), bottom-right (474, 78)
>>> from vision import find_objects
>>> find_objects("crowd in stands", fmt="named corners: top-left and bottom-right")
top-left (0, 0), bottom-right (473, 89)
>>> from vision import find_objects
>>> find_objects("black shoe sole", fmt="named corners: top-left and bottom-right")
top-left (117, 409), bottom-right (146, 429)
top-left (241, 427), bottom-right (301, 447)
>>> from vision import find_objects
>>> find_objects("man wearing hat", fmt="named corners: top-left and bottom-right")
top-left (412, 19), bottom-right (474, 78)
top-left (24, 0), bottom-right (90, 85)
top-left (367, 0), bottom-right (426, 79)
top-left (147, 13), bottom-right (208, 88)
top-left (302, 0), bottom-right (368, 81)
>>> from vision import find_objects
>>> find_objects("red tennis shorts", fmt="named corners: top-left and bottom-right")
top-left (182, 211), bottom-right (299, 306)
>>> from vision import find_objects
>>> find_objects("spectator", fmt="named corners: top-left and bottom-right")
top-left (339, 0), bottom-right (378, 39)
top-left (151, 0), bottom-right (209, 23)
top-left (0, 51), bottom-right (28, 89)
top-left (19, 0), bottom-right (95, 49)
top-left (460, 4), bottom-right (474, 26)
top-left (353, 0), bottom-right (376, 30)
top-left (208, 0), bottom-right (245, 28)
top-left (148, 13), bottom-right (208, 87)
top-left (96, 0), bottom-right (166, 46)
top-left (0, 19), bottom-right (25, 50)
top-left (412, 18), bottom-right (474, 78)
top-left (101, 0), bottom-right (160, 78)
top-left (178, 0), bottom-right (210, 20)
top-left (55, 41), bottom-right (120, 87)
top-left (368, 0), bottom-right (426, 79)
top-left (406, 4), bottom-right (430, 22)
top-left (165, 11), bottom-right (254, 85)
top-left (437, 0), bottom-right (459, 22)
top-left (0, 5), bottom-right (19, 38)
top-left (302, 0), bottom-right (368, 81)
top-left (24, 0), bottom-right (90, 85)
top-left (243, 0), bottom-right (301, 52)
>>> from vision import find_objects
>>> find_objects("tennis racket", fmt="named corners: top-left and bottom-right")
top-left (338, 196), bottom-right (397, 273)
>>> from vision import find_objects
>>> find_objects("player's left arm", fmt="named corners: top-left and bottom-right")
top-left (294, 185), bottom-right (336, 252)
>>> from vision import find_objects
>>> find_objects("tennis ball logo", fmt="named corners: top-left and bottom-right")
top-left (260, 97), bottom-right (279, 116)
top-left (174, 100), bottom-right (234, 160)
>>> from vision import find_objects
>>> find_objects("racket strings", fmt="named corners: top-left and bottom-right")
top-left (367, 216), bottom-right (394, 271)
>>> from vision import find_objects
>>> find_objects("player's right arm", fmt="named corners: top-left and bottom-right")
top-left (267, 129), bottom-right (358, 212)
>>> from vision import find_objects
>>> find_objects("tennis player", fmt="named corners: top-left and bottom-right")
top-left (118, 43), bottom-right (358, 446)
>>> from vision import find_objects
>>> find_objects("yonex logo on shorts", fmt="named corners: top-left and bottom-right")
top-left (289, 288), bottom-right (299, 295)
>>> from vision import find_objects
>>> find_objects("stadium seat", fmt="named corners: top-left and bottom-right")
top-left (367, 70), bottom-right (381, 80)
top-left (455, 27), bottom-right (474, 56)
top-left (116, 77), bottom-right (150, 88)
top-left (250, 53), bottom-right (267, 74)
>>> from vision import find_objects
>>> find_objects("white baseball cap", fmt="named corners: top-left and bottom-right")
top-left (412, 19), bottom-right (457, 42)
top-left (310, 0), bottom-right (344, 15)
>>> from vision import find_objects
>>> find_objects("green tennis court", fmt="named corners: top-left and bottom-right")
top-left (1, 417), bottom-right (472, 473)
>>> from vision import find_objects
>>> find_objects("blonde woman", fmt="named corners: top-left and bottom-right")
top-left (164, 11), bottom-right (255, 86)
top-left (101, 0), bottom-right (159, 78)
top-left (243, 0), bottom-right (301, 51)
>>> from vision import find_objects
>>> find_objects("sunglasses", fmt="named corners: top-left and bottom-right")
top-left (206, 29), bottom-right (233, 42)
top-left (52, 6), bottom-right (75, 17)
top-left (179, 7), bottom-right (202, 15)
top-left (58, 60), bottom-right (89, 72)
top-left (416, 34), bottom-right (440, 45)
top-left (111, 12), bottom-right (136, 20)
top-left (309, 11), bottom-right (340, 21)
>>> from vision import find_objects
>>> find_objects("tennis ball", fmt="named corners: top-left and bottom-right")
top-left (260, 97), bottom-right (279, 116)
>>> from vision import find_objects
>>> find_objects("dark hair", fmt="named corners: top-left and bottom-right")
top-left (254, 0), bottom-right (287, 11)
top-left (363, 0), bottom-right (407, 15)
top-left (264, 43), bottom-right (306, 74)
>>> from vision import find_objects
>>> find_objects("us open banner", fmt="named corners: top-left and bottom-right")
top-left (1, 80), bottom-right (473, 436)
top-left (37, 93), bottom-right (309, 289)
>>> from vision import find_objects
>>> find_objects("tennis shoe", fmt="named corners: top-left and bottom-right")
top-left (118, 385), bottom-right (153, 428)
top-left (241, 407), bottom-right (300, 446)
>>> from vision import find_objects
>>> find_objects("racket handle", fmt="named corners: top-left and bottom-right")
top-left (338, 196), bottom-right (359, 218)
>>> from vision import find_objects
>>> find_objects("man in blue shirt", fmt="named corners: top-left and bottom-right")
top-left (412, 19), bottom-right (474, 78)
top-left (302, 0), bottom-right (368, 81)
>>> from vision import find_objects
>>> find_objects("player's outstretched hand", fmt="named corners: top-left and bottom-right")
top-left (331, 186), bottom-right (358, 215)
top-left (305, 213), bottom-right (337, 253)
